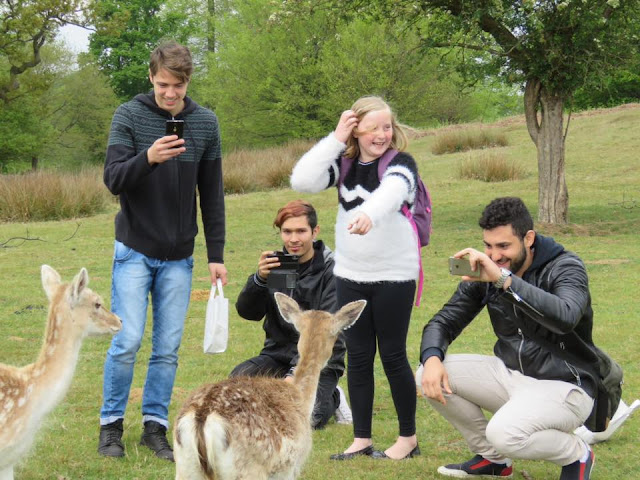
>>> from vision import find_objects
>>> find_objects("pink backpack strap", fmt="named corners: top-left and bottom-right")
top-left (402, 204), bottom-right (424, 307)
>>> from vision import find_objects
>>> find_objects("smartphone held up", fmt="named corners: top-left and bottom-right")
top-left (448, 257), bottom-right (482, 278)
top-left (166, 119), bottom-right (184, 139)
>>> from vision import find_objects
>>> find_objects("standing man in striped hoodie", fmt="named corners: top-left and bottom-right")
top-left (98, 41), bottom-right (227, 462)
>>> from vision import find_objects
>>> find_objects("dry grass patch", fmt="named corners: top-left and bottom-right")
top-left (432, 128), bottom-right (509, 155)
top-left (0, 168), bottom-right (112, 222)
top-left (457, 151), bottom-right (528, 182)
top-left (223, 139), bottom-right (315, 194)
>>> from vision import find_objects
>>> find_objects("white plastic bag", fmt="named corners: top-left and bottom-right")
top-left (203, 279), bottom-right (228, 354)
top-left (574, 398), bottom-right (640, 444)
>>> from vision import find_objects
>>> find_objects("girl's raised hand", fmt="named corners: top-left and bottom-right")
top-left (334, 110), bottom-right (358, 144)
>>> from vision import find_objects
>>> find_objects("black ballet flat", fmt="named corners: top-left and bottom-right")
top-left (330, 445), bottom-right (375, 460)
top-left (371, 444), bottom-right (421, 460)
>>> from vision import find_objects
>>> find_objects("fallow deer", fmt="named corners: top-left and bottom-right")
top-left (0, 265), bottom-right (121, 480)
top-left (173, 293), bottom-right (366, 480)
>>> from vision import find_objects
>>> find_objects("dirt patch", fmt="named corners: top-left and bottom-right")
top-left (584, 259), bottom-right (631, 266)
top-left (191, 289), bottom-right (210, 302)
top-left (129, 387), bottom-right (143, 404)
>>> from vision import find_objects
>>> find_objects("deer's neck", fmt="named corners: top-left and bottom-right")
top-left (292, 353), bottom-right (326, 419)
top-left (28, 307), bottom-right (84, 413)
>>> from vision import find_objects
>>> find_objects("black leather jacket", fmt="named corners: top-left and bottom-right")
top-left (235, 240), bottom-right (344, 374)
top-left (420, 234), bottom-right (598, 398)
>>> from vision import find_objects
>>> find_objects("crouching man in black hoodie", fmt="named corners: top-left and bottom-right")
top-left (231, 199), bottom-right (352, 429)
top-left (419, 197), bottom-right (598, 480)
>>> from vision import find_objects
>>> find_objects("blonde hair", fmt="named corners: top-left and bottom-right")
top-left (344, 96), bottom-right (409, 159)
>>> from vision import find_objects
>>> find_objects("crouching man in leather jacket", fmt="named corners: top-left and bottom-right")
top-left (231, 199), bottom-right (352, 429)
top-left (420, 197), bottom-right (598, 480)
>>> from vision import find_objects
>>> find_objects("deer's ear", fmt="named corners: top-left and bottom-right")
top-left (333, 300), bottom-right (367, 333)
top-left (274, 292), bottom-right (302, 326)
top-left (70, 267), bottom-right (89, 306)
top-left (41, 265), bottom-right (61, 301)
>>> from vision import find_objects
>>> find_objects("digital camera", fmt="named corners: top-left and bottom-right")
top-left (267, 251), bottom-right (299, 289)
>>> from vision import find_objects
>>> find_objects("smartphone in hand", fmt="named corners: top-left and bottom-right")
top-left (165, 119), bottom-right (184, 139)
top-left (448, 257), bottom-right (481, 277)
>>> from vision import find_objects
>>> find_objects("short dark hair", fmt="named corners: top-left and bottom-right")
top-left (149, 41), bottom-right (193, 83)
top-left (478, 197), bottom-right (533, 239)
top-left (273, 200), bottom-right (318, 230)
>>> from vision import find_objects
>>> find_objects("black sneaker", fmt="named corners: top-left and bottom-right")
top-left (437, 454), bottom-right (513, 477)
top-left (98, 419), bottom-right (125, 458)
top-left (140, 420), bottom-right (174, 462)
top-left (560, 448), bottom-right (595, 480)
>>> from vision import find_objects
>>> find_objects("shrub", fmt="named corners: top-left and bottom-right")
top-left (0, 169), bottom-right (112, 222)
top-left (457, 152), bottom-right (528, 182)
top-left (432, 128), bottom-right (509, 155)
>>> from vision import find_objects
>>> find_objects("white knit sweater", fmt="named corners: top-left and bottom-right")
top-left (290, 133), bottom-right (420, 283)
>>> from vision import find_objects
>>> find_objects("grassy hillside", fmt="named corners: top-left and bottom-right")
top-left (0, 105), bottom-right (638, 479)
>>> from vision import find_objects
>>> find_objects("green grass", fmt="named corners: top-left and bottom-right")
top-left (1, 105), bottom-right (639, 479)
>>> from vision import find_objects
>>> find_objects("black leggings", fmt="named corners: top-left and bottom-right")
top-left (336, 278), bottom-right (416, 438)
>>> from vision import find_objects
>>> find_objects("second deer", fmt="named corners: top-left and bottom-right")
top-left (174, 293), bottom-right (366, 480)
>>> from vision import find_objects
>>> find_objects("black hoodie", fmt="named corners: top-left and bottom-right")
top-left (420, 234), bottom-right (598, 397)
top-left (235, 241), bottom-right (345, 374)
top-left (104, 92), bottom-right (225, 262)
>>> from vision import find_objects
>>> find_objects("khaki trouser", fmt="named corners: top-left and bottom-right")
top-left (424, 354), bottom-right (593, 466)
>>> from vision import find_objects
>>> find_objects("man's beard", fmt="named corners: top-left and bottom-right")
top-left (509, 242), bottom-right (529, 274)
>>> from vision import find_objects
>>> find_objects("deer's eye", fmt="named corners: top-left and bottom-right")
top-left (95, 303), bottom-right (102, 309)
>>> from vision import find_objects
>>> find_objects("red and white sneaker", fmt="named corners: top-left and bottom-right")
top-left (437, 454), bottom-right (513, 478)
top-left (560, 447), bottom-right (595, 480)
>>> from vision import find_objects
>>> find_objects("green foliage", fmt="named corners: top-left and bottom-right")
top-left (0, 0), bottom-right (83, 102)
top-left (88, 0), bottom-right (192, 100)
top-left (44, 55), bottom-right (120, 167)
top-left (298, 0), bottom-right (640, 98)
top-left (199, 1), bottom-right (521, 150)
top-left (0, 42), bottom-right (67, 172)
top-left (0, 92), bottom-right (51, 173)
top-left (574, 68), bottom-right (640, 110)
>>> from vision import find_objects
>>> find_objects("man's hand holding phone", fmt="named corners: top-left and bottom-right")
top-left (146, 121), bottom-right (186, 165)
top-left (449, 249), bottom-right (501, 284)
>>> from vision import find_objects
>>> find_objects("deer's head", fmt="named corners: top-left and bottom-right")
top-left (41, 265), bottom-right (122, 337)
top-left (274, 292), bottom-right (366, 362)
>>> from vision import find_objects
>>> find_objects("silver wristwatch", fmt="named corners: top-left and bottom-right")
top-left (494, 268), bottom-right (512, 290)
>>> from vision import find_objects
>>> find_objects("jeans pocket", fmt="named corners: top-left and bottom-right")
top-left (114, 241), bottom-right (134, 263)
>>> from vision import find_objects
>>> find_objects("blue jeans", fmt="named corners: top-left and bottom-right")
top-left (100, 241), bottom-right (193, 429)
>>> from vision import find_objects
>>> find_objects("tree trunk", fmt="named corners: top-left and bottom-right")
top-left (32, 156), bottom-right (39, 171)
top-left (207, 0), bottom-right (216, 53)
top-left (524, 78), bottom-right (569, 224)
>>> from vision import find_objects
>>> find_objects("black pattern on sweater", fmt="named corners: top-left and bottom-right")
top-left (336, 152), bottom-right (419, 212)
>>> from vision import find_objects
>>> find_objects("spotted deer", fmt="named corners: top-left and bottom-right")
top-left (173, 293), bottom-right (366, 480)
top-left (0, 265), bottom-right (121, 480)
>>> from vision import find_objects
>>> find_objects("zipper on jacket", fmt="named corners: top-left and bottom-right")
top-left (560, 342), bottom-right (582, 386)
top-left (517, 328), bottom-right (525, 374)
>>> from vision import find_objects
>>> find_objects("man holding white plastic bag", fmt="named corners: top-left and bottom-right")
top-left (230, 200), bottom-right (353, 429)
top-left (99, 41), bottom-right (227, 462)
